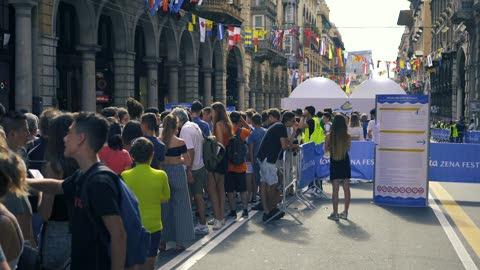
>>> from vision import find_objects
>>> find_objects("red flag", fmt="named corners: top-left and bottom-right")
top-left (163, 0), bottom-right (168, 11)
top-left (150, 0), bottom-right (155, 9)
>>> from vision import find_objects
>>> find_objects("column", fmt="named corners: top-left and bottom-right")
top-left (113, 50), bottom-right (135, 107)
top-left (166, 62), bottom-right (179, 103)
top-left (270, 93), bottom-right (275, 109)
top-left (77, 45), bottom-right (100, 112)
top-left (256, 91), bottom-right (263, 112)
top-left (250, 91), bottom-right (256, 110)
top-left (10, 0), bottom-right (37, 111)
top-left (237, 77), bottom-right (245, 111)
top-left (202, 68), bottom-right (213, 106)
top-left (215, 69), bottom-right (227, 104)
top-left (184, 65), bottom-right (199, 102)
top-left (144, 57), bottom-right (159, 108)
top-left (264, 92), bottom-right (270, 109)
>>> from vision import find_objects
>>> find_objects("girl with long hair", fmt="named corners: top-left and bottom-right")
top-left (38, 113), bottom-right (79, 269)
top-left (159, 114), bottom-right (194, 251)
top-left (324, 114), bottom-right (351, 221)
top-left (208, 102), bottom-right (233, 230)
top-left (349, 113), bottom-right (364, 141)
top-left (0, 148), bottom-right (28, 270)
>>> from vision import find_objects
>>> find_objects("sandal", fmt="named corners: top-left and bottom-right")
top-left (159, 242), bottom-right (166, 252)
top-left (175, 244), bottom-right (186, 251)
top-left (327, 213), bottom-right (339, 221)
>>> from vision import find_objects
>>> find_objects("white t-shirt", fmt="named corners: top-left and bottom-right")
top-left (324, 122), bottom-right (332, 133)
top-left (180, 121), bottom-right (204, 171)
top-left (349, 126), bottom-right (364, 141)
top-left (367, 120), bottom-right (379, 144)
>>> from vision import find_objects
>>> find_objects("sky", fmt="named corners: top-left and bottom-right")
top-left (325, 0), bottom-right (411, 77)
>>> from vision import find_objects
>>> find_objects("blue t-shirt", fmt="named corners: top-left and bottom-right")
top-left (144, 135), bottom-right (166, 169)
top-left (247, 127), bottom-right (266, 159)
top-left (192, 117), bottom-right (211, 138)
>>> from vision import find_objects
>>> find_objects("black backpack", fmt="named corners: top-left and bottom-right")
top-left (226, 128), bottom-right (247, 165)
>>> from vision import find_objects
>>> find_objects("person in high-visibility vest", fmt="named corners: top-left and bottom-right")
top-left (449, 121), bottom-right (458, 142)
top-left (302, 106), bottom-right (325, 144)
top-left (300, 106), bottom-right (325, 195)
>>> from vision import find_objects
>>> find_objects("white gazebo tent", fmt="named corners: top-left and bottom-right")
top-left (349, 78), bottom-right (406, 114)
top-left (281, 77), bottom-right (350, 112)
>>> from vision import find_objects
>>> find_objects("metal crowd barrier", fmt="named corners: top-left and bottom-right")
top-left (264, 150), bottom-right (315, 225)
top-left (430, 128), bottom-right (480, 144)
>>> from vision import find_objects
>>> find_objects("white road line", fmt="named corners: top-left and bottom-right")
top-left (429, 193), bottom-right (478, 270)
top-left (157, 211), bottom-right (258, 270)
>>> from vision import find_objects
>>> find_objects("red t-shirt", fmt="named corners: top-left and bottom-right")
top-left (98, 146), bottom-right (132, 174)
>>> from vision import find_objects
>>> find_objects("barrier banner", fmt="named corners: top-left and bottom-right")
top-left (298, 142), bottom-right (316, 188)
top-left (465, 131), bottom-right (480, 144)
top-left (429, 143), bottom-right (480, 183)
top-left (314, 142), bottom-right (375, 180)
top-left (374, 95), bottom-right (429, 207)
top-left (430, 128), bottom-right (480, 144)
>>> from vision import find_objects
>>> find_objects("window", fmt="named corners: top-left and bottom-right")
top-left (284, 35), bottom-right (293, 55)
top-left (253, 15), bottom-right (265, 40)
top-left (285, 5), bottom-right (295, 24)
top-left (304, 58), bottom-right (309, 72)
top-left (255, 0), bottom-right (265, 6)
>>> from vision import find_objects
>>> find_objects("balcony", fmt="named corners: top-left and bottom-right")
top-left (451, 0), bottom-right (474, 24)
top-left (251, 0), bottom-right (276, 17)
top-left (253, 39), bottom-right (287, 66)
top-left (194, 0), bottom-right (242, 25)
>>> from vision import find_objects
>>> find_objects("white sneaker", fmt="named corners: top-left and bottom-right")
top-left (305, 187), bottom-right (315, 195)
top-left (212, 219), bottom-right (223, 230)
top-left (207, 218), bottom-right (215, 225)
top-left (194, 223), bottom-right (209, 235)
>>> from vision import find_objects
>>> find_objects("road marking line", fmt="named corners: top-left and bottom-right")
top-left (157, 211), bottom-right (258, 270)
top-left (174, 211), bottom-right (258, 270)
top-left (430, 182), bottom-right (480, 259)
top-left (429, 190), bottom-right (478, 270)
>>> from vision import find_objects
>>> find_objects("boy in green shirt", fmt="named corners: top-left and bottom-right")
top-left (122, 137), bottom-right (170, 270)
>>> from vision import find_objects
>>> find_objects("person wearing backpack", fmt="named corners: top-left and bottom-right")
top-left (208, 102), bottom-right (233, 230)
top-left (122, 137), bottom-right (170, 270)
top-left (225, 111), bottom-right (251, 219)
top-left (27, 112), bottom-right (127, 270)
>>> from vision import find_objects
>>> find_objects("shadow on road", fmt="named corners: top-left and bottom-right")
top-left (336, 219), bottom-right (371, 241)
top-left (378, 205), bottom-right (440, 225)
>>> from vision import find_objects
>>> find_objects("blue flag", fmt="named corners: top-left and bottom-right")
top-left (217, 24), bottom-right (224, 40)
top-left (150, 0), bottom-right (161, 16)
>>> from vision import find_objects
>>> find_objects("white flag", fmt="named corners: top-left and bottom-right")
top-left (427, 54), bottom-right (433, 67)
top-left (199, 17), bottom-right (206, 43)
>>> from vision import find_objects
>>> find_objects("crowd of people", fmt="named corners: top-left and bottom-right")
top-left (0, 98), bottom-right (377, 270)
top-left (431, 117), bottom-right (476, 143)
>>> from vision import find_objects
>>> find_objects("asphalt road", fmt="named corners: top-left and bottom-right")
top-left (155, 181), bottom-right (480, 270)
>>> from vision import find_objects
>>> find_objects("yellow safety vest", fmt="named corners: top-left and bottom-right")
top-left (303, 117), bottom-right (324, 145)
top-left (451, 125), bottom-right (458, 138)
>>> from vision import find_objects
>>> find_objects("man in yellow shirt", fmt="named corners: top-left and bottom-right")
top-left (121, 137), bottom-right (170, 270)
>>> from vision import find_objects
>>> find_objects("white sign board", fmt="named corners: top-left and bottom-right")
top-left (374, 95), bottom-right (429, 207)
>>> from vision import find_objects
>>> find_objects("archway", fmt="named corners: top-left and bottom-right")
top-left (212, 41), bottom-right (224, 103)
top-left (0, 3), bottom-right (15, 110)
top-left (56, 2), bottom-right (81, 112)
top-left (457, 50), bottom-right (466, 119)
top-left (226, 46), bottom-right (243, 109)
top-left (158, 23), bottom-right (177, 109)
top-left (178, 30), bottom-right (196, 102)
top-left (198, 41), bottom-right (212, 104)
top-left (134, 25), bottom-right (147, 105)
top-left (95, 14), bottom-right (114, 110)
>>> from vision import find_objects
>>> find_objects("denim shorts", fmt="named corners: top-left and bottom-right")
top-left (258, 158), bottom-right (278, 186)
top-left (148, 231), bottom-right (162, 257)
top-left (40, 221), bottom-right (71, 270)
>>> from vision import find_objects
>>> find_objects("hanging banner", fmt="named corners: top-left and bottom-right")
top-left (374, 95), bottom-right (430, 207)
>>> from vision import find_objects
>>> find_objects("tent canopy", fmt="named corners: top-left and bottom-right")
top-left (289, 77), bottom-right (348, 98)
top-left (350, 78), bottom-right (406, 99)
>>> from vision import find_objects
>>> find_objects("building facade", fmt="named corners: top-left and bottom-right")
top-left (0, 0), bottom-right (292, 114)
top-left (396, 0), bottom-right (480, 123)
